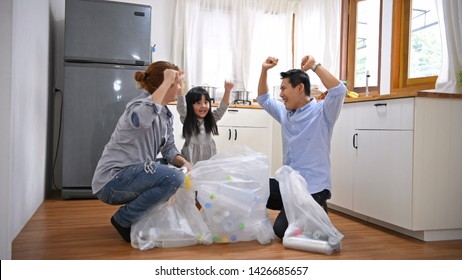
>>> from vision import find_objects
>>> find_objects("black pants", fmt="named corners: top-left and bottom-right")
top-left (266, 178), bottom-right (331, 240)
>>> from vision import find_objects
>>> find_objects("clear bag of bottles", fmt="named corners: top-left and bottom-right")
top-left (130, 187), bottom-right (212, 250)
top-left (275, 165), bottom-right (344, 254)
top-left (189, 145), bottom-right (275, 244)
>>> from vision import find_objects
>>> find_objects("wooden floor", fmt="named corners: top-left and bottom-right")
top-left (12, 192), bottom-right (462, 260)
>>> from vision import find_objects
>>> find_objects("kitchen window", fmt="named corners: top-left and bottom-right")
top-left (173, 0), bottom-right (341, 98)
top-left (342, 0), bottom-right (443, 94)
top-left (343, 0), bottom-right (381, 95)
top-left (391, 0), bottom-right (442, 92)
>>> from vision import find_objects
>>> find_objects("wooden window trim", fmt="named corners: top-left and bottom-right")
top-left (342, 0), bottom-right (381, 95)
top-left (391, 0), bottom-right (437, 94)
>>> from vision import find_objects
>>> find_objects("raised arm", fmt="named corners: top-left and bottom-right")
top-left (151, 69), bottom-right (181, 105)
top-left (300, 55), bottom-right (340, 89)
top-left (258, 57), bottom-right (278, 96)
top-left (221, 80), bottom-right (234, 105)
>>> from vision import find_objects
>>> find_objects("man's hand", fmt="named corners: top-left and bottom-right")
top-left (301, 55), bottom-right (315, 72)
top-left (262, 56), bottom-right (279, 71)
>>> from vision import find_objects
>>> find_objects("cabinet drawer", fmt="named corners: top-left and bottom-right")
top-left (218, 108), bottom-right (269, 127)
top-left (355, 98), bottom-right (414, 130)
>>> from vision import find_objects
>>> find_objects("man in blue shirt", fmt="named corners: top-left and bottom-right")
top-left (257, 55), bottom-right (347, 239)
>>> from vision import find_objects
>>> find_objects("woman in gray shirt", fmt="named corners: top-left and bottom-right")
top-left (92, 61), bottom-right (191, 243)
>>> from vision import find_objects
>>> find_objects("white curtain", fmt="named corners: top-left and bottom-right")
top-left (172, 0), bottom-right (341, 99)
top-left (294, 0), bottom-right (342, 91)
top-left (435, 0), bottom-right (462, 93)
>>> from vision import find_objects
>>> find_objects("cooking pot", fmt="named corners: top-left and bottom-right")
top-left (232, 89), bottom-right (251, 101)
top-left (197, 85), bottom-right (217, 99)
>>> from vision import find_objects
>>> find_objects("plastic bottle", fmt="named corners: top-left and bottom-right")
top-left (283, 236), bottom-right (335, 254)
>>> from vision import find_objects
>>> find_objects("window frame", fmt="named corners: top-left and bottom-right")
top-left (341, 0), bottom-right (382, 95)
top-left (341, 0), bottom-right (440, 95)
top-left (391, 0), bottom-right (438, 93)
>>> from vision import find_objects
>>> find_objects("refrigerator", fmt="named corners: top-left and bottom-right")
top-left (61, 0), bottom-right (152, 199)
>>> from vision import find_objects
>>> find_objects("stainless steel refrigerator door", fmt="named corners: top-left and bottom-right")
top-left (62, 63), bottom-right (144, 194)
top-left (64, 0), bottom-right (151, 65)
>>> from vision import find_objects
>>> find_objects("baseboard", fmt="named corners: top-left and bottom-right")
top-left (61, 187), bottom-right (96, 199)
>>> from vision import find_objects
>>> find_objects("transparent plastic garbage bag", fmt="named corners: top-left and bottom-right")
top-left (275, 165), bottom-right (344, 254)
top-left (131, 187), bottom-right (212, 250)
top-left (188, 145), bottom-right (275, 244)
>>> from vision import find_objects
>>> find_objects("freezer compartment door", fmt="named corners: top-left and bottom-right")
top-left (64, 0), bottom-right (151, 65)
top-left (62, 63), bottom-right (144, 190)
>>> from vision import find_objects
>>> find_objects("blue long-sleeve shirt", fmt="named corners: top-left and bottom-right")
top-left (257, 82), bottom-right (346, 194)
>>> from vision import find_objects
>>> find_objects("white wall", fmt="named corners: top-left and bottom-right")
top-left (11, 0), bottom-right (51, 252)
top-left (0, 0), bottom-right (50, 260)
top-left (0, 0), bottom-right (14, 261)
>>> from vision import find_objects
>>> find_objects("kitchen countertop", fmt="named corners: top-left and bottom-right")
top-left (344, 90), bottom-right (462, 103)
top-left (168, 101), bottom-right (264, 109)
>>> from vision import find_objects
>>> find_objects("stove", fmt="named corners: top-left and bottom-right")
top-left (233, 99), bottom-right (251, 105)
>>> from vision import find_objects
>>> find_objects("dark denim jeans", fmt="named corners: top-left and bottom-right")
top-left (96, 162), bottom-right (184, 228)
top-left (266, 178), bottom-right (331, 240)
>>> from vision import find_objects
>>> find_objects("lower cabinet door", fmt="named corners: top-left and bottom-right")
top-left (215, 126), bottom-right (269, 157)
top-left (233, 127), bottom-right (269, 156)
top-left (353, 130), bottom-right (413, 229)
top-left (330, 104), bottom-right (356, 210)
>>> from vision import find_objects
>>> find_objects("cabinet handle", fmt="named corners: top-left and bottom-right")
top-left (228, 129), bottom-right (231, 140)
top-left (374, 103), bottom-right (387, 107)
top-left (353, 133), bottom-right (358, 149)
top-left (228, 109), bottom-right (239, 112)
top-left (234, 129), bottom-right (237, 141)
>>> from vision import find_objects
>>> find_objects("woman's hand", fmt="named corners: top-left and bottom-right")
top-left (182, 161), bottom-right (192, 173)
top-left (163, 69), bottom-right (178, 86)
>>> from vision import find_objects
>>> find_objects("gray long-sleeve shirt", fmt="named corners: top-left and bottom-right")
top-left (176, 94), bottom-right (228, 164)
top-left (91, 92), bottom-right (181, 194)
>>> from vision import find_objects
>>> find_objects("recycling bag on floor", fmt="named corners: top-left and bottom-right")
top-left (275, 165), bottom-right (344, 254)
top-left (130, 187), bottom-right (212, 250)
top-left (188, 145), bottom-right (275, 244)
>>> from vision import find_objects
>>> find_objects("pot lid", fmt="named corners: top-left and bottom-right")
top-left (197, 84), bottom-right (217, 89)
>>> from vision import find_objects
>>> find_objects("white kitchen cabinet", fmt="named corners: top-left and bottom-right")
top-left (215, 108), bottom-right (272, 164)
top-left (215, 126), bottom-right (269, 156)
top-left (353, 129), bottom-right (413, 229)
top-left (412, 98), bottom-right (462, 232)
top-left (331, 99), bottom-right (414, 229)
top-left (167, 105), bottom-right (275, 172)
top-left (330, 104), bottom-right (356, 210)
top-left (354, 98), bottom-right (414, 229)
top-left (330, 97), bottom-right (462, 241)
